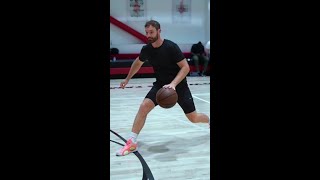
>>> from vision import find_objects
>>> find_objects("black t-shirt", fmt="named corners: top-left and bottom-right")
top-left (139, 39), bottom-right (187, 86)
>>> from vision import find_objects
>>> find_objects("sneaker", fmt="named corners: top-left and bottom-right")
top-left (116, 138), bottom-right (138, 156)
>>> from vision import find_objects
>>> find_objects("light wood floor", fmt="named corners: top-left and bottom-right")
top-left (110, 76), bottom-right (210, 180)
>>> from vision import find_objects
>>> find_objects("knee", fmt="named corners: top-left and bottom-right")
top-left (138, 101), bottom-right (153, 115)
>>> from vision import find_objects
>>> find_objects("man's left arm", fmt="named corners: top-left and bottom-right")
top-left (163, 59), bottom-right (190, 90)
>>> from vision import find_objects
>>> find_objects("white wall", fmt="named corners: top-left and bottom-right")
top-left (110, 0), bottom-right (210, 53)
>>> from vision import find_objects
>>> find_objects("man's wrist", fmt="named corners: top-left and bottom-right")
top-left (171, 81), bottom-right (178, 87)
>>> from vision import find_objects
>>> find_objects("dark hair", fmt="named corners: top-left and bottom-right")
top-left (144, 20), bottom-right (161, 30)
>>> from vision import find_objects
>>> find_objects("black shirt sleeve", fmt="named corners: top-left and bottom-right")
top-left (172, 43), bottom-right (185, 63)
top-left (139, 45), bottom-right (149, 62)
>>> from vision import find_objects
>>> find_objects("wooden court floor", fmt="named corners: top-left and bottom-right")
top-left (110, 76), bottom-right (211, 180)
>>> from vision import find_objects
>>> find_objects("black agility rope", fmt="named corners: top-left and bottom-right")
top-left (110, 129), bottom-right (155, 180)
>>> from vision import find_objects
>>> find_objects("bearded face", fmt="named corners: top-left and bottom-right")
top-left (145, 26), bottom-right (160, 43)
top-left (147, 32), bottom-right (159, 43)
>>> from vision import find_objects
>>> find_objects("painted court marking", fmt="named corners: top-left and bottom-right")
top-left (192, 95), bottom-right (210, 104)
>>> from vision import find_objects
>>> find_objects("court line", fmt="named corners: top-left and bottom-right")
top-left (110, 139), bottom-right (124, 146)
top-left (192, 93), bottom-right (210, 96)
top-left (192, 95), bottom-right (210, 104)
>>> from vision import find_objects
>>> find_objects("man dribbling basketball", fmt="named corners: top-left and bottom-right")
top-left (116, 20), bottom-right (210, 156)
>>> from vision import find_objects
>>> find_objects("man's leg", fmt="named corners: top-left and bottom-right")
top-left (177, 83), bottom-right (210, 125)
top-left (185, 111), bottom-right (209, 124)
top-left (116, 98), bottom-right (155, 156)
top-left (132, 98), bottom-right (155, 134)
top-left (116, 85), bottom-right (160, 156)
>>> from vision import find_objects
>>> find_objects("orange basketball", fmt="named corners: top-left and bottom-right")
top-left (156, 88), bottom-right (178, 108)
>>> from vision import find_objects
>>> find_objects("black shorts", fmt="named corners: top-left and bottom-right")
top-left (145, 82), bottom-right (196, 114)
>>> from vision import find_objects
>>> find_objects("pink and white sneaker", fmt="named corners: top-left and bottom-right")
top-left (116, 138), bottom-right (138, 156)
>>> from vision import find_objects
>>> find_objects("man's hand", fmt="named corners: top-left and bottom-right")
top-left (163, 83), bottom-right (176, 90)
top-left (120, 79), bottom-right (129, 89)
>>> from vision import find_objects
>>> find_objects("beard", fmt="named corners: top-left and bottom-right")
top-left (147, 33), bottom-right (159, 43)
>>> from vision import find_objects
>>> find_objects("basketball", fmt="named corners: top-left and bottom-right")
top-left (156, 87), bottom-right (178, 108)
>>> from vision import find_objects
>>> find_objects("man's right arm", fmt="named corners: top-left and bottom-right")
top-left (126, 57), bottom-right (144, 80)
top-left (120, 57), bottom-right (144, 89)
